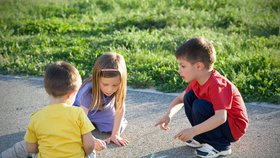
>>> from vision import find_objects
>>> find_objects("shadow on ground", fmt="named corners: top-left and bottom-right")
top-left (141, 146), bottom-right (195, 158)
top-left (0, 132), bottom-right (25, 153)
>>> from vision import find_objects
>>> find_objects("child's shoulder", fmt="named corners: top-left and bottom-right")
top-left (31, 104), bottom-right (49, 115)
top-left (28, 105), bottom-right (49, 120)
top-left (211, 70), bottom-right (230, 84)
top-left (30, 110), bottom-right (41, 118)
top-left (62, 103), bottom-right (83, 112)
top-left (78, 82), bottom-right (92, 94)
top-left (208, 70), bottom-right (237, 90)
top-left (70, 105), bottom-right (83, 111)
top-left (68, 106), bottom-right (86, 118)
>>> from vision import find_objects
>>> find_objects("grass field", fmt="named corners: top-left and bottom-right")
top-left (0, 0), bottom-right (279, 103)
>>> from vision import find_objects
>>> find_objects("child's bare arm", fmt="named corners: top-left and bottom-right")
top-left (193, 109), bottom-right (227, 135)
top-left (166, 91), bottom-right (185, 117)
top-left (82, 132), bottom-right (95, 156)
top-left (174, 109), bottom-right (227, 141)
top-left (25, 141), bottom-right (38, 154)
top-left (155, 91), bottom-right (185, 130)
top-left (94, 138), bottom-right (107, 151)
top-left (108, 106), bottom-right (128, 146)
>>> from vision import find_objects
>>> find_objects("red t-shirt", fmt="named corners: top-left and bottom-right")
top-left (186, 70), bottom-right (248, 141)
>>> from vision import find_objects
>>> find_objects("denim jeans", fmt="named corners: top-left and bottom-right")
top-left (184, 90), bottom-right (235, 151)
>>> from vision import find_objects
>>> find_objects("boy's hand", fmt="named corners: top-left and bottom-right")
top-left (155, 114), bottom-right (171, 130)
top-left (174, 128), bottom-right (195, 142)
top-left (94, 139), bottom-right (107, 151)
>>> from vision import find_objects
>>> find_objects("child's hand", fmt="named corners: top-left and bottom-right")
top-left (106, 135), bottom-right (129, 146)
top-left (94, 138), bottom-right (107, 151)
top-left (174, 128), bottom-right (195, 142)
top-left (155, 114), bottom-right (171, 130)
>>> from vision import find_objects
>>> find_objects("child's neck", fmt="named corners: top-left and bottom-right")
top-left (196, 69), bottom-right (213, 86)
top-left (49, 95), bottom-right (69, 105)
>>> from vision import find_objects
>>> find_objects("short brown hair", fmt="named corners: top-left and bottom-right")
top-left (175, 37), bottom-right (216, 69)
top-left (44, 61), bottom-right (81, 97)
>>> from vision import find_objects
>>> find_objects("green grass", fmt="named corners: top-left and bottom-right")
top-left (0, 0), bottom-right (279, 103)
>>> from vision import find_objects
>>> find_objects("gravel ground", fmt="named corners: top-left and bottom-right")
top-left (0, 75), bottom-right (280, 158)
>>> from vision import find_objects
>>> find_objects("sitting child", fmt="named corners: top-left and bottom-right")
top-left (24, 61), bottom-right (106, 157)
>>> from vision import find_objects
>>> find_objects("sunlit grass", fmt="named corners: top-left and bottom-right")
top-left (0, 0), bottom-right (279, 103)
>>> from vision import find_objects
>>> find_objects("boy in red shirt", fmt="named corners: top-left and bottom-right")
top-left (155, 37), bottom-right (248, 158)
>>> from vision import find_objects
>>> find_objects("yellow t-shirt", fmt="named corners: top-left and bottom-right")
top-left (24, 103), bottom-right (94, 158)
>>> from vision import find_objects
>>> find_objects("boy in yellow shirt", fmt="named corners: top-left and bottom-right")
top-left (24, 61), bottom-right (106, 158)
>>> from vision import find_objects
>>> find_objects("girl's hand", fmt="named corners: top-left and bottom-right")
top-left (174, 128), bottom-right (195, 142)
top-left (155, 114), bottom-right (171, 130)
top-left (106, 135), bottom-right (128, 146)
top-left (94, 138), bottom-right (107, 151)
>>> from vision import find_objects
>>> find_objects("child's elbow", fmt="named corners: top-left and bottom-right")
top-left (215, 110), bottom-right (227, 124)
top-left (215, 116), bottom-right (227, 125)
top-left (25, 142), bottom-right (38, 154)
top-left (83, 141), bottom-right (95, 155)
top-left (82, 132), bottom-right (96, 155)
top-left (220, 116), bottom-right (227, 124)
top-left (221, 113), bottom-right (228, 124)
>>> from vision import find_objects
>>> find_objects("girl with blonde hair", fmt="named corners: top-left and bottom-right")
top-left (74, 52), bottom-right (128, 146)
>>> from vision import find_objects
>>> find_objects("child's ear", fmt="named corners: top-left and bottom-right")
top-left (196, 62), bottom-right (205, 71)
top-left (66, 89), bottom-right (77, 100)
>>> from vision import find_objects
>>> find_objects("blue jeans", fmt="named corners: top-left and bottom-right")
top-left (184, 90), bottom-right (235, 151)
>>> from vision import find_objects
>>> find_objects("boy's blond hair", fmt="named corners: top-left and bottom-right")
top-left (175, 37), bottom-right (216, 69)
top-left (44, 61), bottom-right (81, 97)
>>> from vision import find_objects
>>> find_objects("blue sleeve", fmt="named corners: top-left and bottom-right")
top-left (73, 83), bottom-right (92, 109)
top-left (73, 93), bottom-right (81, 107)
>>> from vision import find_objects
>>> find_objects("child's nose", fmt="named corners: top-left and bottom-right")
top-left (178, 69), bottom-right (181, 74)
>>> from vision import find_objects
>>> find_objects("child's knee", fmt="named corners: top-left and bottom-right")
top-left (192, 99), bottom-right (214, 116)
top-left (184, 90), bottom-right (197, 105)
top-left (184, 90), bottom-right (194, 99)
